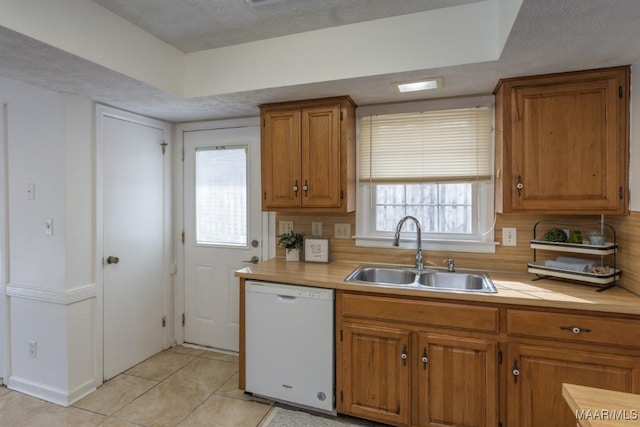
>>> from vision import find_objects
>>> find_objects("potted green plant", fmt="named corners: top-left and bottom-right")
top-left (277, 231), bottom-right (304, 261)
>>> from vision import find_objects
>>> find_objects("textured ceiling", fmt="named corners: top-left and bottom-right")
top-left (93, 0), bottom-right (481, 52)
top-left (1, 0), bottom-right (640, 122)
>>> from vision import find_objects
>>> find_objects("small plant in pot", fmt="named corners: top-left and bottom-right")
top-left (277, 231), bottom-right (304, 261)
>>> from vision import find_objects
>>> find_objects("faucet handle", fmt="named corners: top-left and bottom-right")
top-left (443, 258), bottom-right (455, 272)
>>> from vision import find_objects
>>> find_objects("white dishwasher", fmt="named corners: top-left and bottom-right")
top-left (245, 280), bottom-right (335, 413)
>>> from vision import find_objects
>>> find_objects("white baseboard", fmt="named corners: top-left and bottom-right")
top-left (7, 375), bottom-right (97, 407)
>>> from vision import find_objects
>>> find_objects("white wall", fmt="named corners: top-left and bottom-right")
top-left (0, 104), bottom-right (7, 384)
top-left (0, 76), bottom-right (98, 405)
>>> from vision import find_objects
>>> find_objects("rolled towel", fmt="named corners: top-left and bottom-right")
top-left (555, 256), bottom-right (596, 271)
top-left (544, 260), bottom-right (593, 272)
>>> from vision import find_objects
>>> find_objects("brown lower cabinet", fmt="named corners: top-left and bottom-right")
top-left (335, 290), bottom-right (640, 427)
top-left (337, 292), bottom-right (500, 427)
top-left (507, 345), bottom-right (640, 427)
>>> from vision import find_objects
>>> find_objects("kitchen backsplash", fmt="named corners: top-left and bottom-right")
top-left (275, 211), bottom-right (640, 296)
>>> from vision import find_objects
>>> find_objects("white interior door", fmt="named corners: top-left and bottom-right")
top-left (184, 126), bottom-right (261, 352)
top-left (102, 113), bottom-right (166, 379)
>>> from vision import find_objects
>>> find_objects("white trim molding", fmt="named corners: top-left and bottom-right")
top-left (5, 283), bottom-right (96, 305)
top-left (7, 375), bottom-right (96, 407)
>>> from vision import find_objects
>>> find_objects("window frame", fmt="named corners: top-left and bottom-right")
top-left (355, 96), bottom-right (497, 254)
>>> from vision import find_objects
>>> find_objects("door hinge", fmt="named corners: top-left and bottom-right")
top-left (263, 118), bottom-right (265, 127)
top-left (181, 148), bottom-right (185, 162)
top-left (499, 423), bottom-right (503, 427)
top-left (162, 316), bottom-right (166, 327)
top-left (182, 313), bottom-right (185, 327)
top-left (340, 330), bottom-right (343, 341)
top-left (264, 191), bottom-right (267, 201)
top-left (498, 350), bottom-right (503, 365)
top-left (161, 141), bottom-right (168, 155)
top-left (340, 189), bottom-right (344, 200)
top-left (620, 186), bottom-right (624, 200)
top-left (619, 86), bottom-right (623, 99)
top-left (181, 231), bottom-right (185, 244)
top-left (340, 110), bottom-right (343, 121)
top-left (340, 390), bottom-right (343, 402)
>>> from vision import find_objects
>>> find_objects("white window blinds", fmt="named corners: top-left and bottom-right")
top-left (359, 107), bottom-right (492, 183)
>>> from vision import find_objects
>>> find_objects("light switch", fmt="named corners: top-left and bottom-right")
top-left (312, 222), bottom-right (322, 236)
top-left (278, 221), bottom-right (293, 234)
top-left (45, 218), bottom-right (54, 236)
top-left (502, 227), bottom-right (516, 246)
top-left (27, 183), bottom-right (35, 200)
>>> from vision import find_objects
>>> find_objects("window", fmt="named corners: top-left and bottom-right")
top-left (356, 97), bottom-right (496, 253)
top-left (195, 146), bottom-right (248, 246)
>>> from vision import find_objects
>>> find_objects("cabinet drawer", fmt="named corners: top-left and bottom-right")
top-left (342, 293), bottom-right (498, 333)
top-left (507, 309), bottom-right (640, 348)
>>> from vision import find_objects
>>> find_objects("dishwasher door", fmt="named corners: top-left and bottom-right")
top-left (245, 280), bottom-right (335, 413)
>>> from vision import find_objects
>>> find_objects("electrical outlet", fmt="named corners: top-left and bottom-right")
top-left (311, 222), bottom-right (323, 236)
top-left (278, 221), bottom-right (293, 235)
top-left (28, 340), bottom-right (37, 358)
top-left (502, 227), bottom-right (517, 246)
top-left (334, 223), bottom-right (351, 239)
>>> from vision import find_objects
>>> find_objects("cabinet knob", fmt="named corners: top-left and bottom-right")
top-left (512, 360), bottom-right (520, 383)
top-left (401, 344), bottom-right (408, 366)
top-left (516, 175), bottom-right (524, 196)
top-left (293, 179), bottom-right (299, 196)
top-left (421, 348), bottom-right (429, 368)
top-left (302, 179), bottom-right (308, 196)
top-left (560, 325), bottom-right (591, 334)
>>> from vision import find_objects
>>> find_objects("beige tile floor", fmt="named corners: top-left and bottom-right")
top-left (0, 345), bottom-right (274, 427)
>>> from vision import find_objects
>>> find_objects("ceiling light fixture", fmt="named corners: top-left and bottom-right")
top-left (395, 78), bottom-right (443, 93)
top-left (246, 0), bottom-right (287, 6)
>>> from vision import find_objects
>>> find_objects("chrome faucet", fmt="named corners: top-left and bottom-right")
top-left (444, 258), bottom-right (455, 272)
top-left (392, 215), bottom-right (423, 270)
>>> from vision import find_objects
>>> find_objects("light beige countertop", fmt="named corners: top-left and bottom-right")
top-left (236, 258), bottom-right (640, 315)
top-left (563, 384), bottom-right (640, 426)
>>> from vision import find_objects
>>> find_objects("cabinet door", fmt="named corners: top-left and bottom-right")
top-left (342, 322), bottom-right (411, 426)
top-left (261, 108), bottom-right (301, 209)
top-left (418, 334), bottom-right (498, 427)
top-left (507, 344), bottom-right (640, 427)
top-left (301, 103), bottom-right (342, 208)
top-left (509, 69), bottom-right (627, 213)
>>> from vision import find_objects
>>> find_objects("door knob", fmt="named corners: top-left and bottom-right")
top-left (106, 256), bottom-right (120, 264)
top-left (242, 256), bottom-right (260, 264)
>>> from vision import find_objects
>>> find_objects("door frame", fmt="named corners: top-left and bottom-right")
top-left (95, 105), bottom-right (172, 382)
top-left (175, 118), bottom-right (274, 347)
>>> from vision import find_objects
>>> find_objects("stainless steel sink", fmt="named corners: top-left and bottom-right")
top-left (345, 265), bottom-right (497, 293)
top-left (349, 267), bottom-right (417, 285)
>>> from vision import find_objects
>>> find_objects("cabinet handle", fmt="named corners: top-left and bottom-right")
top-left (421, 348), bottom-right (428, 369)
top-left (560, 326), bottom-right (591, 335)
top-left (401, 345), bottom-right (408, 366)
top-left (303, 179), bottom-right (308, 196)
top-left (512, 360), bottom-right (520, 383)
top-left (516, 175), bottom-right (524, 196)
top-left (293, 179), bottom-right (299, 197)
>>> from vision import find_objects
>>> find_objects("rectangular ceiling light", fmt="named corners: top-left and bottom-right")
top-left (395, 78), bottom-right (443, 93)
top-left (246, 0), bottom-right (287, 6)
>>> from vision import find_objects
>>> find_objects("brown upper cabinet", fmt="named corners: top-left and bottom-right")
top-left (494, 66), bottom-right (630, 215)
top-left (260, 96), bottom-right (356, 212)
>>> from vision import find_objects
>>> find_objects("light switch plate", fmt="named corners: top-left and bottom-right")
top-left (278, 221), bottom-right (293, 235)
top-left (311, 222), bottom-right (323, 236)
top-left (335, 223), bottom-right (351, 239)
top-left (502, 227), bottom-right (517, 246)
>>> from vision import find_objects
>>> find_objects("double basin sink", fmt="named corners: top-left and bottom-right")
top-left (345, 265), bottom-right (497, 293)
